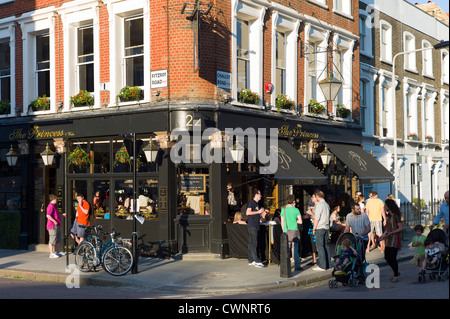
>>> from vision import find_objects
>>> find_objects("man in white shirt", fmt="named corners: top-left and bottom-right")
top-left (312, 190), bottom-right (331, 271)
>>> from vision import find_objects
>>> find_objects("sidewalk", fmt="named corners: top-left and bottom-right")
top-left (0, 237), bottom-right (416, 294)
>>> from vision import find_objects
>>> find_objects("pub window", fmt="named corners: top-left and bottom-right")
top-left (138, 179), bottom-right (158, 221)
top-left (77, 26), bottom-right (94, 93)
top-left (124, 16), bottom-right (144, 88)
top-left (0, 40), bottom-right (11, 115)
top-left (92, 180), bottom-right (110, 219)
top-left (114, 179), bottom-right (134, 220)
top-left (177, 168), bottom-right (210, 216)
top-left (91, 139), bottom-right (110, 173)
top-left (68, 141), bottom-right (89, 174)
top-left (36, 33), bottom-right (50, 98)
top-left (113, 139), bottom-right (131, 173)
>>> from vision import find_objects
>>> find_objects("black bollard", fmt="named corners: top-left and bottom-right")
top-left (280, 232), bottom-right (291, 278)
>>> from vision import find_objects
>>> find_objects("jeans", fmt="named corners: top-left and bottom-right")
top-left (248, 226), bottom-right (261, 263)
top-left (315, 228), bottom-right (331, 270)
top-left (293, 240), bottom-right (301, 268)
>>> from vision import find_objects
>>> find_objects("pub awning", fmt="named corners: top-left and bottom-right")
top-left (327, 143), bottom-right (394, 184)
top-left (260, 140), bottom-right (328, 185)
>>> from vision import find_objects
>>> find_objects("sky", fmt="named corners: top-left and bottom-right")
top-left (407, 0), bottom-right (449, 13)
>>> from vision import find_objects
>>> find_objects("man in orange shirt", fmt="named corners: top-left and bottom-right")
top-left (69, 193), bottom-right (90, 245)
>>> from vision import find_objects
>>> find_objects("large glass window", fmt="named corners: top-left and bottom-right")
top-left (138, 179), bottom-right (158, 220)
top-left (91, 139), bottom-right (110, 174)
top-left (36, 33), bottom-right (50, 98)
top-left (236, 19), bottom-right (249, 90)
top-left (77, 26), bottom-right (94, 93)
top-left (307, 42), bottom-right (317, 102)
top-left (177, 168), bottom-right (210, 215)
top-left (124, 16), bottom-right (144, 87)
top-left (92, 180), bottom-right (110, 219)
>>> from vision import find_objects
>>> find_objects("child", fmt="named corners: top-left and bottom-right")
top-left (233, 211), bottom-right (247, 225)
top-left (410, 225), bottom-right (426, 267)
top-left (419, 238), bottom-right (444, 272)
top-left (335, 239), bottom-right (357, 270)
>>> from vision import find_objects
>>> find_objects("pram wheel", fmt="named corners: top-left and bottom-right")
top-left (348, 277), bottom-right (358, 287)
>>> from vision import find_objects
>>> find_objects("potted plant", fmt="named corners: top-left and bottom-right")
top-left (425, 135), bottom-right (433, 142)
top-left (309, 99), bottom-right (325, 115)
top-left (114, 146), bottom-right (130, 166)
top-left (67, 147), bottom-right (94, 167)
top-left (408, 132), bottom-right (418, 140)
top-left (0, 100), bottom-right (10, 115)
top-left (336, 104), bottom-right (350, 118)
top-left (70, 90), bottom-right (94, 108)
top-left (29, 95), bottom-right (50, 112)
top-left (238, 88), bottom-right (260, 105)
top-left (275, 94), bottom-right (295, 113)
top-left (116, 86), bottom-right (143, 103)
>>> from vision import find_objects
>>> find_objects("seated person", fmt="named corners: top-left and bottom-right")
top-left (233, 211), bottom-right (247, 225)
top-left (335, 239), bottom-right (357, 271)
top-left (420, 238), bottom-right (444, 272)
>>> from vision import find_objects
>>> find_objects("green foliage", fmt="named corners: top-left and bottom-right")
top-left (238, 88), bottom-right (260, 105)
top-left (309, 99), bottom-right (325, 114)
top-left (275, 94), bottom-right (295, 113)
top-left (70, 90), bottom-right (94, 107)
top-left (29, 95), bottom-right (50, 111)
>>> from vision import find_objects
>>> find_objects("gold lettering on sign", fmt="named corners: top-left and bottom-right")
top-left (278, 124), bottom-right (320, 139)
top-left (8, 125), bottom-right (75, 141)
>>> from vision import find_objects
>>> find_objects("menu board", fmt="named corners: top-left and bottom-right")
top-left (180, 174), bottom-right (207, 192)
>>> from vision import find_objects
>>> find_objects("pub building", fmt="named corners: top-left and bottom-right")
top-left (0, 0), bottom-right (393, 257)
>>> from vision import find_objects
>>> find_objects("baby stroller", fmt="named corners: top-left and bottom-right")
top-left (329, 233), bottom-right (366, 288)
top-left (418, 228), bottom-right (449, 282)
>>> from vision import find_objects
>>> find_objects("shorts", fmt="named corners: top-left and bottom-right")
top-left (48, 225), bottom-right (61, 245)
top-left (70, 220), bottom-right (87, 239)
top-left (410, 254), bottom-right (424, 266)
top-left (370, 221), bottom-right (383, 236)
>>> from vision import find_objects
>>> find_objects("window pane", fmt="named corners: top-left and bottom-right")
top-left (115, 180), bottom-right (134, 220)
top-left (92, 180), bottom-right (110, 220)
top-left (237, 58), bottom-right (248, 89)
top-left (79, 63), bottom-right (94, 92)
top-left (237, 20), bottom-right (249, 59)
top-left (275, 68), bottom-right (285, 96)
top-left (0, 42), bottom-right (10, 76)
top-left (37, 70), bottom-right (50, 97)
top-left (1, 77), bottom-right (10, 101)
top-left (125, 55), bottom-right (144, 87)
top-left (138, 179), bottom-right (158, 221)
top-left (124, 17), bottom-right (143, 51)
top-left (77, 27), bottom-right (94, 60)
top-left (36, 34), bottom-right (49, 65)
top-left (276, 32), bottom-right (285, 68)
top-left (92, 139), bottom-right (110, 173)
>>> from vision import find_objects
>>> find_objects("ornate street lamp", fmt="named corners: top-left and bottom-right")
top-left (6, 145), bottom-right (19, 167)
top-left (40, 143), bottom-right (55, 166)
top-left (230, 141), bottom-right (245, 162)
top-left (142, 139), bottom-right (159, 162)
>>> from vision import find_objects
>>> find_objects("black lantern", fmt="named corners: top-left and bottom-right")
top-left (6, 145), bottom-right (19, 167)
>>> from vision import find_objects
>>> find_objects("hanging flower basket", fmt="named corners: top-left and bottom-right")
top-left (275, 94), bottom-right (295, 113)
top-left (114, 146), bottom-right (130, 166)
top-left (70, 90), bottom-right (94, 108)
top-left (67, 147), bottom-right (94, 167)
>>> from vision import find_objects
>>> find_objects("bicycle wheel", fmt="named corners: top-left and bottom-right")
top-left (75, 242), bottom-right (96, 272)
top-left (102, 245), bottom-right (134, 276)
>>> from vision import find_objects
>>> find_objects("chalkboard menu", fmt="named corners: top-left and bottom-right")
top-left (180, 174), bottom-right (207, 192)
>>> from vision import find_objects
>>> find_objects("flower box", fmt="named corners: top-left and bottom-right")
top-left (275, 94), bottom-right (295, 113)
top-left (29, 95), bottom-right (50, 112)
top-left (425, 135), bottom-right (433, 142)
top-left (117, 86), bottom-right (143, 103)
top-left (70, 90), bottom-right (94, 108)
top-left (0, 100), bottom-right (10, 115)
top-left (309, 99), bottom-right (326, 115)
top-left (408, 133), bottom-right (418, 141)
top-left (336, 104), bottom-right (350, 118)
top-left (238, 88), bottom-right (260, 105)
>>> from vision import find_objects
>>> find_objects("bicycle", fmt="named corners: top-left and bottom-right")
top-left (74, 225), bottom-right (134, 276)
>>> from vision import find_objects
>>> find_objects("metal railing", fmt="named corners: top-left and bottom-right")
top-left (401, 199), bottom-right (445, 226)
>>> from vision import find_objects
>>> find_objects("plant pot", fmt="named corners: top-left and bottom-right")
top-left (408, 136), bottom-right (418, 141)
top-left (119, 90), bottom-right (144, 102)
top-left (72, 103), bottom-right (91, 108)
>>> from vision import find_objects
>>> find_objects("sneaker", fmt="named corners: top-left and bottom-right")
top-left (57, 252), bottom-right (66, 257)
top-left (312, 266), bottom-right (326, 271)
top-left (248, 261), bottom-right (256, 266)
top-left (254, 262), bottom-right (266, 268)
top-left (49, 253), bottom-right (60, 259)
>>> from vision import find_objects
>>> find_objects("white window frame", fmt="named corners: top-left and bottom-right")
top-left (304, 23), bottom-right (329, 114)
top-left (18, 7), bottom-right (56, 115)
top-left (270, 6), bottom-right (300, 112)
top-left (231, 0), bottom-right (270, 108)
top-left (441, 50), bottom-right (449, 85)
top-left (422, 40), bottom-right (433, 78)
top-left (307, 0), bottom-right (328, 10)
top-left (0, 20), bottom-right (15, 118)
top-left (333, 0), bottom-right (352, 19)
top-left (402, 78), bottom-right (421, 141)
top-left (360, 64), bottom-right (376, 137)
top-left (441, 89), bottom-right (449, 144)
top-left (105, 0), bottom-right (150, 106)
top-left (333, 33), bottom-right (354, 118)
top-left (359, 10), bottom-right (373, 58)
top-left (421, 86), bottom-right (437, 141)
top-left (403, 32), bottom-right (417, 73)
top-left (59, 0), bottom-right (101, 112)
top-left (377, 71), bottom-right (394, 139)
top-left (379, 20), bottom-right (392, 64)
